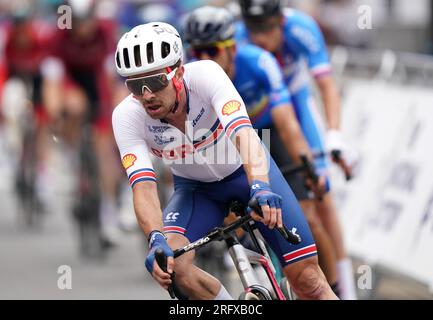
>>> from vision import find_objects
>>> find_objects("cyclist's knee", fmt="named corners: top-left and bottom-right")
top-left (166, 233), bottom-right (194, 277)
top-left (286, 257), bottom-right (329, 299)
top-left (315, 193), bottom-right (336, 215)
top-left (64, 87), bottom-right (88, 117)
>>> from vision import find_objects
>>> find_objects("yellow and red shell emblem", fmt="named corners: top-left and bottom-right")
top-left (222, 100), bottom-right (241, 116)
top-left (122, 153), bottom-right (137, 170)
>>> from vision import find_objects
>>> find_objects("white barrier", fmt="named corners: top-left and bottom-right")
top-left (330, 79), bottom-right (433, 291)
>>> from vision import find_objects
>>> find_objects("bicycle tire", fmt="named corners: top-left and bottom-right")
top-left (16, 117), bottom-right (42, 228)
top-left (73, 124), bottom-right (103, 260)
top-left (238, 285), bottom-right (273, 300)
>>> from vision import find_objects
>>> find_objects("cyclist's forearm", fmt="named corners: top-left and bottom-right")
top-left (233, 127), bottom-right (269, 184)
top-left (132, 182), bottom-right (164, 237)
top-left (272, 104), bottom-right (313, 165)
top-left (316, 75), bottom-right (341, 130)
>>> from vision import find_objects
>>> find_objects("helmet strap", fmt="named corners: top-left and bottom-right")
top-left (165, 67), bottom-right (183, 114)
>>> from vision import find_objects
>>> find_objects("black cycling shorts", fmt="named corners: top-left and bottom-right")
top-left (259, 126), bottom-right (312, 201)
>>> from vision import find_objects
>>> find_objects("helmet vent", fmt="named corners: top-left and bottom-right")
top-left (161, 41), bottom-right (170, 59)
top-left (123, 48), bottom-right (130, 68)
top-left (214, 24), bottom-right (222, 34)
top-left (116, 52), bottom-right (121, 69)
top-left (133, 45), bottom-right (142, 67)
top-left (146, 42), bottom-right (154, 64)
top-left (206, 23), bottom-right (213, 33)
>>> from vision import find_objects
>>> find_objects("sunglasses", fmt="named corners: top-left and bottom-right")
top-left (191, 39), bottom-right (235, 58)
top-left (125, 67), bottom-right (177, 96)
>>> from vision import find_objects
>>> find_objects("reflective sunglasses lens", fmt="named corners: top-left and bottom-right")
top-left (126, 74), bottom-right (169, 95)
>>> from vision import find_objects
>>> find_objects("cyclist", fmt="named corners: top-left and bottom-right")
top-left (112, 22), bottom-right (338, 300)
top-left (183, 6), bottom-right (339, 293)
top-left (41, 0), bottom-right (122, 244)
top-left (1, 9), bottom-right (54, 217)
top-left (236, 0), bottom-right (357, 299)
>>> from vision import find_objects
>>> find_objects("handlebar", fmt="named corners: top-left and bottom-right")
top-left (278, 154), bottom-right (318, 181)
top-left (247, 198), bottom-right (301, 245)
top-left (279, 152), bottom-right (352, 182)
top-left (278, 154), bottom-right (322, 200)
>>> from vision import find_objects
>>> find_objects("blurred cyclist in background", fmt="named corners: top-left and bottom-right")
top-left (184, 5), bottom-right (339, 295)
top-left (0, 3), bottom-right (54, 219)
top-left (41, 0), bottom-right (122, 243)
top-left (236, 0), bottom-right (357, 299)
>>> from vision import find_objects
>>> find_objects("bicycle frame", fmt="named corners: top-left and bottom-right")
top-left (226, 231), bottom-right (287, 300)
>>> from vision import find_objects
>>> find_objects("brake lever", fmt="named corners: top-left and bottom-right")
top-left (331, 150), bottom-right (352, 181)
top-left (247, 198), bottom-right (301, 245)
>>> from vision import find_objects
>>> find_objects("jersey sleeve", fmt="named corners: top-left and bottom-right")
top-left (112, 103), bottom-right (156, 188)
top-left (256, 50), bottom-right (291, 110)
top-left (199, 60), bottom-right (253, 139)
top-left (288, 13), bottom-right (332, 79)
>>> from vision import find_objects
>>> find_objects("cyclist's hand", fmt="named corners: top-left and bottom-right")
top-left (326, 129), bottom-right (354, 179)
top-left (145, 231), bottom-right (174, 289)
top-left (305, 174), bottom-right (327, 200)
top-left (249, 180), bottom-right (283, 229)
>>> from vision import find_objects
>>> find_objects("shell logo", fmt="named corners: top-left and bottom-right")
top-left (122, 153), bottom-right (137, 170)
top-left (222, 100), bottom-right (241, 116)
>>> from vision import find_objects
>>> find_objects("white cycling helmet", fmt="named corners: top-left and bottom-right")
top-left (115, 22), bottom-right (183, 77)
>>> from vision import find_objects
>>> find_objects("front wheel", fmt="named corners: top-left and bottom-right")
top-left (238, 285), bottom-right (273, 300)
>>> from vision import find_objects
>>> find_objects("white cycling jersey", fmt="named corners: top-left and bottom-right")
top-left (112, 60), bottom-right (253, 186)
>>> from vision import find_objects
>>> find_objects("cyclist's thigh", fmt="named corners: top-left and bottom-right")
top-left (163, 188), bottom-right (227, 243)
top-left (257, 158), bottom-right (318, 268)
top-left (65, 71), bottom-right (99, 120)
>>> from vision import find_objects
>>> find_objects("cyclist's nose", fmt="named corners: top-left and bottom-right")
top-left (142, 87), bottom-right (154, 100)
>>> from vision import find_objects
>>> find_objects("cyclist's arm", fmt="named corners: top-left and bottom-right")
top-left (315, 74), bottom-right (341, 130)
top-left (111, 103), bottom-right (162, 239)
top-left (291, 12), bottom-right (341, 130)
top-left (233, 126), bottom-right (269, 184)
top-left (132, 181), bottom-right (163, 236)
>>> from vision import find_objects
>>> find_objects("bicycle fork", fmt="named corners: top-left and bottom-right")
top-left (224, 234), bottom-right (286, 300)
